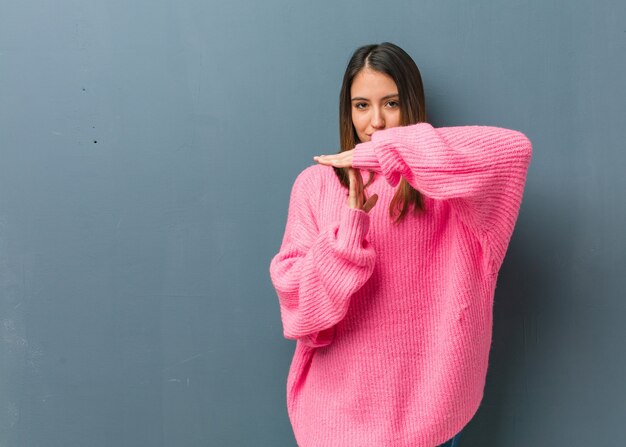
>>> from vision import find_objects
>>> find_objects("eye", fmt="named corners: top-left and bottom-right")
top-left (386, 100), bottom-right (400, 108)
top-left (354, 102), bottom-right (368, 110)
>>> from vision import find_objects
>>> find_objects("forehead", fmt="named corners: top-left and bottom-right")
top-left (351, 68), bottom-right (398, 98)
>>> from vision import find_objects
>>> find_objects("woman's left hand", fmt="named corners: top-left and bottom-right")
top-left (313, 149), bottom-right (353, 168)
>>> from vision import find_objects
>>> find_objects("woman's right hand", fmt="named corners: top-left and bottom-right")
top-left (348, 168), bottom-right (378, 213)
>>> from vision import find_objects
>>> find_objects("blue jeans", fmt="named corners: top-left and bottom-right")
top-left (436, 428), bottom-right (463, 447)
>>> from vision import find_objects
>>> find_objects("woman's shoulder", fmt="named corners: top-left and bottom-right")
top-left (292, 163), bottom-right (336, 192)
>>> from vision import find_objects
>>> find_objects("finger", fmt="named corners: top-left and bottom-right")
top-left (313, 151), bottom-right (352, 168)
top-left (362, 193), bottom-right (378, 213)
top-left (352, 168), bottom-right (365, 209)
top-left (356, 171), bottom-right (366, 207)
top-left (314, 157), bottom-right (336, 167)
top-left (347, 168), bottom-right (357, 209)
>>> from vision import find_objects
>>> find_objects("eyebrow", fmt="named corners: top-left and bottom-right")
top-left (351, 93), bottom-right (399, 101)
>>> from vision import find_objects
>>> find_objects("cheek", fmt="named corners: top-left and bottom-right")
top-left (351, 113), bottom-right (367, 132)
top-left (388, 110), bottom-right (402, 128)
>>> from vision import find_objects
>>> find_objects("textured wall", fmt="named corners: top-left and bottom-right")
top-left (1, 1), bottom-right (624, 445)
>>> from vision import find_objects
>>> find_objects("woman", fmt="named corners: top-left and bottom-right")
top-left (269, 42), bottom-right (532, 447)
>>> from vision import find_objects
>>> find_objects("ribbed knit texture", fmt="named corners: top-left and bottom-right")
top-left (269, 122), bottom-right (533, 447)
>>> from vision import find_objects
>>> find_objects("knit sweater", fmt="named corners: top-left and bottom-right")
top-left (269, 122), bottom-right (533, 447)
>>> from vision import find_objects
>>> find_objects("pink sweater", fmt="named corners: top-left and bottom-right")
top-left (269, 122), bottom-right (533, 447)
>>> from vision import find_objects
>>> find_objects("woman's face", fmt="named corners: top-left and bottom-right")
top-left (350, 68), bottom-right (401, 143)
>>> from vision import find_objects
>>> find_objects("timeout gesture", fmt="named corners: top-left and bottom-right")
top-left (314, 150), bottom-right (378, 213)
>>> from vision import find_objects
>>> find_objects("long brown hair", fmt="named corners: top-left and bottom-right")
top-left (336, 42), bottom-right (428, 224)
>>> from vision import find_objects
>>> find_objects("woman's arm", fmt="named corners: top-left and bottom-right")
top-left (352, 122), bottom-right (533, 274)
top-left (269, 168), bottom-right (376, 348)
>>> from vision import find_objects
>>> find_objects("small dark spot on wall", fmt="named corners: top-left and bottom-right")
top-left (94, 140), bottom-right (97, 144)
top-left (82, 87), bottom-right (86, 92)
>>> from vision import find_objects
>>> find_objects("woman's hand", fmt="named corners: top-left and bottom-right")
top-left (313, 150), bottom-right (353, 168)
top-left (314, 151), bottom-right (378, 213)
top-left (347, 168), bottom-right (378, 212)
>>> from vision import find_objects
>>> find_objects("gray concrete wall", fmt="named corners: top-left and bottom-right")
top-left (1, 1), bottom-right (624, 445)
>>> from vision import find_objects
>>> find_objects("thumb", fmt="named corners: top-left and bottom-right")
top-left (362, 193), bottom-right (378, 213)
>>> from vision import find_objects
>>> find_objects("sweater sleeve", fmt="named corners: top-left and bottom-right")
top-left (269, 168), bottom-right (376, 348)
top-left (352, 122), bottom-right (532, 274)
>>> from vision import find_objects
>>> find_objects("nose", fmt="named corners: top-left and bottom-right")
top-left (371, 108), bottom-right (385, 129)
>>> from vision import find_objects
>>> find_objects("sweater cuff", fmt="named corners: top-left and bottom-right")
top-left (303, 327), bottom-right (335, 348)
top-left (352, 140), bottom-right (381, 172)
top-left (335, 206), bottom-right (371, 259)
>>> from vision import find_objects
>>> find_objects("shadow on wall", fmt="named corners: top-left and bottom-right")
top-left (460, 187), bottom-right (563, 446)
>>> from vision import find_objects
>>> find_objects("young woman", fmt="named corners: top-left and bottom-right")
top-left (269, 42), bottom-right (532, 447)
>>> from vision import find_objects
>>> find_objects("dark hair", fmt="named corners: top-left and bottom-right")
top-left (336, 42), bottom-right (427, 223)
